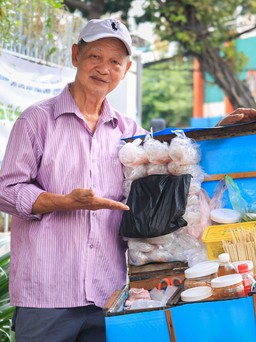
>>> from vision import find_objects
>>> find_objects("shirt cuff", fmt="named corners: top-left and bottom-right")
top-left (17, 185), bottom-right (45, 220)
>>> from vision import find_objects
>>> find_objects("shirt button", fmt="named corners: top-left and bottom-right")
top-left (89, 244), bottom-right (94, 248)
top-left (92, 212), bottom-right (97, 217)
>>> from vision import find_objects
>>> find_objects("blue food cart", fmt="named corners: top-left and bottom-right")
top-left (105, 122), bottom-right (256, 342)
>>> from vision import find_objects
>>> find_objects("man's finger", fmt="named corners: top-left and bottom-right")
top-left (97, 197), bottom-right (129, 211)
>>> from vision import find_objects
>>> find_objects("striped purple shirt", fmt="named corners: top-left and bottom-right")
top-left (0, 84), bottom-right (146, 308)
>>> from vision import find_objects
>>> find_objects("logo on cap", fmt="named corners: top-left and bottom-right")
top-left (111, 20), bottom-right (119, 32)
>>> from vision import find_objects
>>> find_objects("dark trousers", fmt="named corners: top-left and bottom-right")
top-left (12, 305), bottom-right (106, 342)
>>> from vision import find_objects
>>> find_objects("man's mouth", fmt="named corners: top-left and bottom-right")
top-left (91, 76), bottom-right (108, 83)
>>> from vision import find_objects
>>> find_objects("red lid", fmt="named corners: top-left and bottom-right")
top-left (238, 263), bottom-right (249, 273)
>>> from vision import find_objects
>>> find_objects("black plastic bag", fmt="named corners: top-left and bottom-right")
top-left (119, 174), bottom-right (192, 238)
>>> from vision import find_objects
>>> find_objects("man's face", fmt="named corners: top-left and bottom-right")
top-left (72, 38), bottom-right (131, 97)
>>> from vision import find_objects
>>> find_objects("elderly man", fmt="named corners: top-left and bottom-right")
top-left (0, 18), bottom-right (146, 341)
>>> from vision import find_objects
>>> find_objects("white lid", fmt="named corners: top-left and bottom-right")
top-left (218, 253), bottom-right (230, 263)
top-left (185, 262), bottom-right (219, 279)
top-left (211, 274), bottom-right (243, 288)
top-left (181, 286), bottom-right (212, 302)
top-left (210, 208), bottom-right (241, 224)
top-left (232, 260), bottom-right (254, 271)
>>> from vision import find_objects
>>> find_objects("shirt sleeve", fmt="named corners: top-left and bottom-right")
top-left (120, 116), bottom-right (149, 140)
top-left (0, 117), bottom-right (44, 220)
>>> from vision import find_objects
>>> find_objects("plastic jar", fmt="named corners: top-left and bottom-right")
top-left (183, 262), bottom-right (219, 290)
top-left (181, 286), bottom-right (213, 302)
top-left (232, 260), bottom-right (255, 279)
top-left (211, 274), bottom-right (245, 300)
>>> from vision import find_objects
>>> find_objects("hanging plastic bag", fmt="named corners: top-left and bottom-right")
top-left (209, 178), bottom-right (229, 210)
top-left (119, 174), bottom-right (192, 238)
top-left (225, 175), bottom-right (256, 221)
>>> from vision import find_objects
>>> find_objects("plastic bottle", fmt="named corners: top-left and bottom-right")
top-left (217, 253), bottom-right (237, 276)
top-left (237, 263), bottom-right (256, 295)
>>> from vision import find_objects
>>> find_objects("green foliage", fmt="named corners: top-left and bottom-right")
top-left (142, 58), bottom-right (193, 130)
top-left (0, 251), bottom-right (15, 342)
top-left (138, 0), bottom-right (256, 72)
top-left (0, 0), bottom-right (64, 42)
top-left (0, 0), bottom-right (16, 42)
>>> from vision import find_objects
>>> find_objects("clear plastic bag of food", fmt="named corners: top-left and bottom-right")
top-left (146, 163), bottom-right (168, 175)
top-left (123, 164), bottom-right (147, 180)
top-left (143, 135), bottom-right (171, 164)
top-left (167, 162), bottom-right (206, 183)
top-left (118, 138), bottom-right (148, 166)
top-left (168, 130), bottom-right (201, 165)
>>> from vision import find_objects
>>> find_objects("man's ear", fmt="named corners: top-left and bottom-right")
top-left (71, 44), bottom-right (79, 67)
top-left (122, 60), bottom-right (132, 80)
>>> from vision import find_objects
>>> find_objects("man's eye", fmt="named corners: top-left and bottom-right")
top-left (90, 54), bottom-right (99, 59)
top-left (113, 60), bottom-right (121, 65)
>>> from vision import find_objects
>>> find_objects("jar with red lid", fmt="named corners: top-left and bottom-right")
top-left (237, 263), bottom-right (256, 295)
top-left (233, 260), bottom-right (255, 279)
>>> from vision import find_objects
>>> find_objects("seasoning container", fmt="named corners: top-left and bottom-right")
top-left (217, 253), bottom-right (237, 276)
top-left (237, 263), bottom-right (256, 295)
top-left (181, 286), bottom-right (213, 302)
top-left (183, 262), bottom-right (219, 290)
top-left (211, 274), bottom-right (245, 300)
top-left (232, 260), bottom-right (255, 279)
top-left (243, 279), bottom-right (252, 296)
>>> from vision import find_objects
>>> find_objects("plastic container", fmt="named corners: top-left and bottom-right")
top-left (237, 263), bottom-right (256, 295)
top-left (181, 286), bottom-right (213, 302)
top-left (217, 253), bottom-right (237, 276)
top-left (232, 260), bottom-right (255, 279)
top-left (183, 262), bottom-right (219, 290)
top-left (201, 221), bottom-right (256, 260)
top-left (242, 279), bottom-right (252, 296)
top-left (210, 208), bottom-right (241, 224)
top-left (211, 274), bottom-right (245, 299)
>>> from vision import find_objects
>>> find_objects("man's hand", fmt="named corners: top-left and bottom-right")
top-left (32, 188), bottom-right (129, 214)
top-left (66, 188), bottom-right (129, 211)
top-left (216, 107), bottom-right (256, 126)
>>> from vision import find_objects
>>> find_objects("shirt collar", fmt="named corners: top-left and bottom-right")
top-left (100, 98), bottom-right (119, 129)
top-left (54, 83), bottom-right (119, 128)
top-left (54, 84), bottom-right (80, 119)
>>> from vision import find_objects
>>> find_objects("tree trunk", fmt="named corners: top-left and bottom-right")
top-left (64, 0), bottom-right (105, 19)
top-left (88, 0), bottom-right (104, 19)
top-left (196, 46), bottom-right (256, 109)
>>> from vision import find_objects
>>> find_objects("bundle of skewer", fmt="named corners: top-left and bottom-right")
top-left (222, 226), bottom-right (256, 270)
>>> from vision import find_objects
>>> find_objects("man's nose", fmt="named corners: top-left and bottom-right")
top-left (96, 61), bottom-right (109, 74)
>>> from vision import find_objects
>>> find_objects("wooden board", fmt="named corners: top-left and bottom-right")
top-left (204, 170), bottom-right (256, 182)
top-left (128, 261), bottom-right (187, 290)
top-left (124, 121), bottom-right (256, 143)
